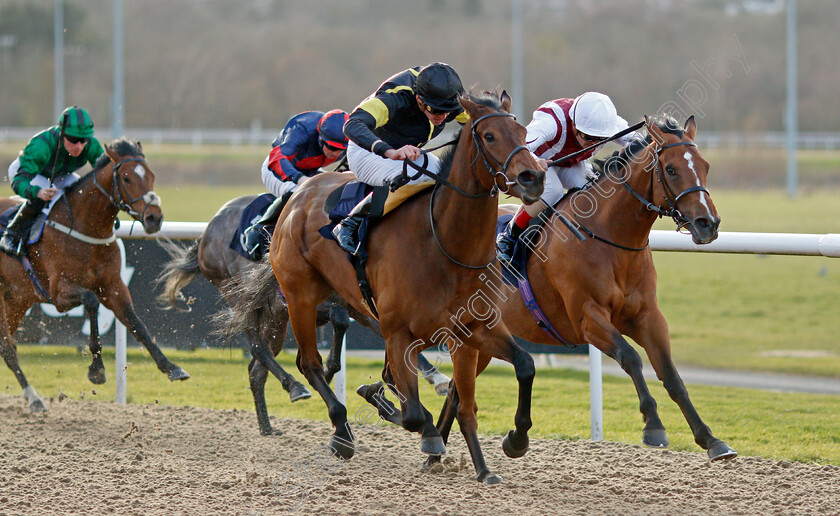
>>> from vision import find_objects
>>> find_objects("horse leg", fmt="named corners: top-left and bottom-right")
top-left (247, 354), bottom-right (281, 436)
top-left (286, 291), bottom-right (355, 459)
top-left (0, 298), bottom-right (46, 412)
top-left (460, 324), bottom-right (534, 461)
top-left (99, 284), bottom-right (190, 381)
top-left (447, 344), bottom-right (507, 484)
top-left (425, 351), bottom-right (491, 468)
top-left (323, 302), bottom-right (349, 383)
top-left (629, 308), bottom-right (737, 461)
top-left (249, 325), bottom-right (311, 403)
top-left (581, 304), bottom-right (669, 448)
top-left (417, 352), bottom-right (451, 396)
top-left (354, 354), bottom-right (403, 425)
top-left (385, 332), bottom-right (445, 455)
top-left (81, 290), bottom-right (106, 385)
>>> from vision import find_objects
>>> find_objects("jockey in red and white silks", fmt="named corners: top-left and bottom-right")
top-left (496, 92), bottom-right (635, 264)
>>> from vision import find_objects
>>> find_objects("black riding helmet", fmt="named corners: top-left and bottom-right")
top-left (415, 62), bottom-right (464, 112)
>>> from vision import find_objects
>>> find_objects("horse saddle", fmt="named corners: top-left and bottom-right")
top-left (318, 179), bottom-right (436, 258)
top-left (0, 191), bottom-right (73, 247)
top-left (229, 192), bottom-right (279, 261)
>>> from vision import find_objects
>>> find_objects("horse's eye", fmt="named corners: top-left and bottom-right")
top-left (123, 174), bottom-right (131, 184)
top-left (484, 132), bottom-right (495, 143)
top-left (665, 165), bottom-right (676, 176)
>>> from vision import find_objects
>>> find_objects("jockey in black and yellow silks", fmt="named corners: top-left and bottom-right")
top-left (1, 106), bottom-right (105, 257)
top-left (333, 62), bottom-right (469, 255)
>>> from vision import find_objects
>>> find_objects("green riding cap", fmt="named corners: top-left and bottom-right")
top-left (60, 106), bottom-right (95, 139)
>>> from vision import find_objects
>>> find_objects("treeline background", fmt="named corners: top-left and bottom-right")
top-left (1, 0), bottom-right (837, 134)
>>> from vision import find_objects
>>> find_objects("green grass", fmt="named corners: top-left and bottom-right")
top-left (3, 346), bottom-right (839, 466)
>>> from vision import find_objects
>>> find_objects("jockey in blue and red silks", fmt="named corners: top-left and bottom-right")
top-left (242, 109), bottom-right (349, 253)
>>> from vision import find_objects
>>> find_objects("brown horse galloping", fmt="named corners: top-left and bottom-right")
top-left (429, 115), bottom-right (737, 462)
top-left (222, 91), bottom-right (544, 483)
top-left (0, 139), bottom-right (189, 413)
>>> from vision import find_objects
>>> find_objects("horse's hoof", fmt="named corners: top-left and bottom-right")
top-left (478, 472), bottom-right (503, 485)
top-left (420, 436), bottom-right (446, 456)
top-left (329, 434), bottom-right (355, 460)
top-left (260, 427), bottom-right (284, 437)
top-left (29, 399), bottom-right (48, 413)
top-left (434, 382), bottom-right (449, 396)
top-left (708, 441), bottom-right (738, 461)
top-left (288, 383), bottom-right (312, 402)
top-left (88, 367), bottom-right (107, 385)
top-left (502, 430), bottom-right (529, 458)
top-left (167, 365), bottom-right (190, 381)
top-left (642, 428), bottom-right (669, 448)
top-left (423, 454), bottom-right (443, 469)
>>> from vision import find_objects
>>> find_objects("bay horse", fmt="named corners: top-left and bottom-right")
top-left (427, 115), bottom-right (738, 462)
top-left (157, 194), bottom-right (421, 435)
top-left (0, 138), bottom-right (189, 413)
top-left (222, 91), bottom-right (545, 483)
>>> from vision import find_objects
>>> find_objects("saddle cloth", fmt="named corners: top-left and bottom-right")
top-left (318, 179), bottom-right (435, 258)
top-left (228, 192), bottom-right (277, 261)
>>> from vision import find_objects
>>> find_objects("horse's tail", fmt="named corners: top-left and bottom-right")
top-left (212, 254), bottom-right (278, 340)
top-left (155, 237), bottom-right (202, 312)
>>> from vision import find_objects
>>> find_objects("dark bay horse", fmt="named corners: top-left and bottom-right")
top-left (222, 91), bottom-right (545, 483)
top-left (0, 139), bottom-right (189, 412)
top-left (428, 115), bottom-right (737, 462)
top-left (157, 194), bottom-right (393, 435)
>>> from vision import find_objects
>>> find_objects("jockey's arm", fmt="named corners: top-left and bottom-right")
top-left (13, 134), bottom-right (54, 200)
top-left (524, 109), bottom-right (560, 155)
top-left (344, 96), bottom-right (395, 158)
top-left (266, 146), bottom-right (306, 184)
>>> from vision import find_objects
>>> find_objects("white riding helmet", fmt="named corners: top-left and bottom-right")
top-left (570, 92), bottom-right (628, 138)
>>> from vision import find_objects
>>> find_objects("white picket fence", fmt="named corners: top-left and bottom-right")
top-left (114, 224), bottom-right (840, 440)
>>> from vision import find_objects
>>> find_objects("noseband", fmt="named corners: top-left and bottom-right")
top-left (469, 112), bottom-right (530, 196)
top-left (621, 140), bottom-right (709, 231)
top-left (93, 156), bottom-right (161, 221)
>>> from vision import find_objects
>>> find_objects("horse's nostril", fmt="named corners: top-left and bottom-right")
top-left (518, 171), bottom-right (536, 186)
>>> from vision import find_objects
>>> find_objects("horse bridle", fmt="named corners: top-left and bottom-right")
top-left (569, 137), bottom-right (709, 252)
top-left (429, 111), bottom-right (531, 269)
top-left (621, 139), bottom-right (709, 232)
top-left (468, 112), bottom-right (530, 196)
top-left (93, 156), bottom-right (161, 221)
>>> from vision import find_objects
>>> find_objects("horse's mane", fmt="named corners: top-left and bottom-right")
top-left (70, 138), bottom-right (143, 189)
top-left (592, 114), bottom-right (684, 179)
top-left (435, 90), bottom-right (505, 180)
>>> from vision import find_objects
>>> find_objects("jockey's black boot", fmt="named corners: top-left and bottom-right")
top-left (242, 194), bottom-right (288, 256)
top-left (0, 199), bottom-right (44, 257)
top-left (332, 193), bottom-right (373, 256)
top-left (495, 218), bottom-right (525, 265)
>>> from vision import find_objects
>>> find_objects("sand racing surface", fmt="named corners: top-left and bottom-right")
top-left (1, 393), bottom-right (838, 515)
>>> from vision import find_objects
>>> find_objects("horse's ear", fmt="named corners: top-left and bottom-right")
top-left (500, 90), bottom-right (512, 113)
top-left (459, 94), bottom-right (477, 114)
top-left (104, 144), bottom-right (119, 163)
top-left (645, 115), bottom-right (666, 145)
top-left (684, 115), bottom-right (697, 140)
top-left (136, 140), bottom-right (143, 153)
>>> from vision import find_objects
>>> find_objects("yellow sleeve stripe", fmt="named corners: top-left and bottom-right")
top-left (456, 111), bottom-right (470, 124)
top-left (357, 97), bottom-right (390, 129)
top-left (383, 85), bottom-right (413, 96)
